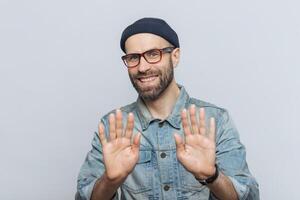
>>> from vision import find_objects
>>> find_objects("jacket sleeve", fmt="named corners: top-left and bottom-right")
top-left (211, 110), bottom-right (259, 200)
top-left (76, 118), bottom-right (119, 200)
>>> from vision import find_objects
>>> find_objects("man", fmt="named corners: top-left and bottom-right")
top-left (76, 17), bottom-right (259, 200)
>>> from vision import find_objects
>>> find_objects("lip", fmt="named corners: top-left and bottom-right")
top-left (137, 75), bottom-right (158, 83)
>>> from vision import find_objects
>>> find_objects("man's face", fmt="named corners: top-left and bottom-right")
top-left (124, 33), bottom-right (178, 101)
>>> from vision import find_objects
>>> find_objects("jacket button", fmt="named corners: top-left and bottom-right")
top-left (158, 122), bottom-right (164, 128)
top-left (160, 152), bottom-right (167, 158)
top-left (163, 185), bottom-right (170, 191)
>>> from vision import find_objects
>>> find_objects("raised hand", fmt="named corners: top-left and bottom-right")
top-left (98, 109), bottom-right (141, 182)
top-left (174, 105), bottom-right (216, 180)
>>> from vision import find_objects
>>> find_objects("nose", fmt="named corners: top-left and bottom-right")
top-left (137, 56), bottom-right (151, 73)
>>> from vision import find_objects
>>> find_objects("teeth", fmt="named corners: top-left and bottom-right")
top-left (140, 76), bottom-right (156, 82)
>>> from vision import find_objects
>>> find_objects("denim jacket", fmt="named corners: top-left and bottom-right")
top-left (76, 85), bottom-right (259, 200)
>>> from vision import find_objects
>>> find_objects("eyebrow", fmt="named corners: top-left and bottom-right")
top-left (126, 47), bottom-right (162, 54)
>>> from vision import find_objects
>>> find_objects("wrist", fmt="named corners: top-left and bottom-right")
top-left (103, 171), bottom-right (126, 186)
top-left (194, 164), bottom-right (216, 180)
top-left (195, 164), bottom-right (219, 185)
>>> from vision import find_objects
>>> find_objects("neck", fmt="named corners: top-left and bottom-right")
top-left (142, 80), bottom-right (180, 120)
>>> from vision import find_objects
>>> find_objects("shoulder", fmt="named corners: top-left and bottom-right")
top-left (187, 97), bottom-right (233, 125)
top-left (188, 97), bottom-right (227, 113)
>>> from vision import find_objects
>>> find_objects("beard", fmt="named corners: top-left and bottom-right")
top-left (129, 59), bottom-right (174, 101)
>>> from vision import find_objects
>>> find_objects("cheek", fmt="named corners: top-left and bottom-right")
top-left (169, 57), bottom-right (175, 67)
top-left (128, 68), bottom-right (137, 76)
top-left (160, 59), bottom-right (174, 72)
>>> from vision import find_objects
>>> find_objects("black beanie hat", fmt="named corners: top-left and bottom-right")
top-left (120, 17), bottom-right (180, 53)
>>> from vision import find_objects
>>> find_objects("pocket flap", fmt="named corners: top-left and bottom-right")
top-left (137, 151), bottom-right (151, 164)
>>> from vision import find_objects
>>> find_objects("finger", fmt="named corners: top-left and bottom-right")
top-left (208, 117), bottom-right (216, 142)
top-left (109, 113), bottom-right (116, 140)
top-left (98, 122), bottom-right (107, 145)
top-left (174, 133), bottom-right (185, 152)
top-left (116, 109), bottom-right (123, 138)
top-left (189, 104), bottom-right (199, 134)
top-left (181, 109), bottom-right (192, 136)
top-left (132, 132), bottom-right (141, 151)
top-left (124, 113), bottom-right (134, 139)
top-left (199, 107), bottom-right (206, 135)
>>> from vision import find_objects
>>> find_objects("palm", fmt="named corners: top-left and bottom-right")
top-left (103, 138), bottom-right (138, 179)
top-left (174, 105), bottom-right (216, 179)
top-left (98, 110), bottom-right (141, 181)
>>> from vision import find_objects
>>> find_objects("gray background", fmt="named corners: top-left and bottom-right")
top-left (0, 0), bottom-right (299, 199)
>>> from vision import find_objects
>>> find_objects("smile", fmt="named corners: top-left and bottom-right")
top-left (138, 75), bottom-right (158, 83)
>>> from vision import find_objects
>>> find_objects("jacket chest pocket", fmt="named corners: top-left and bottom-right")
top-left (122, 150), bottom-right (153, 194)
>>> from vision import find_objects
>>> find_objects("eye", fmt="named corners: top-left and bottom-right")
top-left (126, 54), bottom-right (140, 62)
top-left (145, 49), bottom-right (160, 58)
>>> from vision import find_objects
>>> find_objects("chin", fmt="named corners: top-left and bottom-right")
top-left (138, 87), bottom-right (163, 101)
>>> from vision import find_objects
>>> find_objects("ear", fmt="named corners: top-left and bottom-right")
top-left (171, 48), bottom-right (180, 68)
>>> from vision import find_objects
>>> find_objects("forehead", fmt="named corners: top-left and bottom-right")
top-left (125, 33), bottom-right (170, 53)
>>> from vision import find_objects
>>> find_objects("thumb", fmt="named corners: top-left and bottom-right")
top-left (174, 133), bottom-right (185, 152)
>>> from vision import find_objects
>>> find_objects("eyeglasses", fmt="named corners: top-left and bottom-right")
top-left (121, 47), bottom-right (175, 68)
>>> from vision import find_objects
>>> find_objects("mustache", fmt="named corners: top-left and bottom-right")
top-left (132, 71), bottom-right (160, 79)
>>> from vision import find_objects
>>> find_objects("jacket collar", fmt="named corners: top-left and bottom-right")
top-left (136, 84), bottom-right (190, 130)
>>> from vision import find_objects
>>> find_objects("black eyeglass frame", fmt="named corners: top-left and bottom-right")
top-left (121, 47), bottom-right (175, 68)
